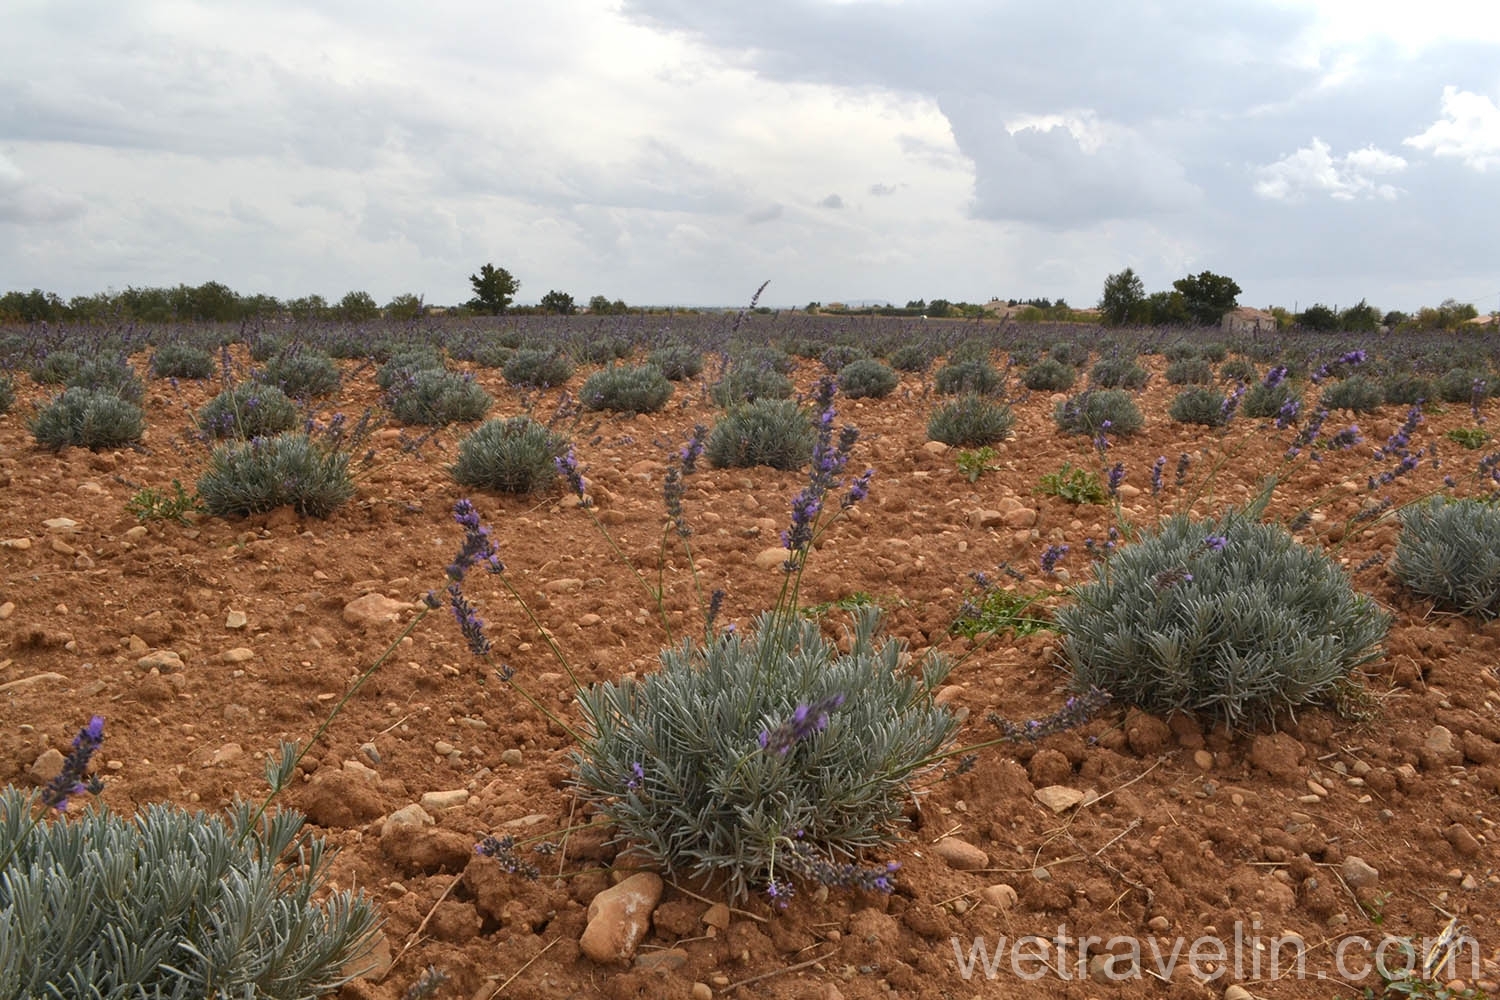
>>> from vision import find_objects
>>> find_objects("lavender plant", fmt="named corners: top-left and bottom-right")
top-left (935, 358), bottom-right (1005, 395)
top-left (927, 393), bottom-right (1015, 447)
top-left (580, 364), bottom-right (673, 414)
top-left (0, 374), bottom-right (12, 417)
top-left (451, 416), bottom-right (569, 493)
top-left (1053, 389), bottom-right (1144, 437)
top-left (1022, 358), bottom-right (1077, 391)
top-left (647, 343), bottom-right (704, 381)
top-left (704, 398), bottom-right (813, 470)
top-left (837, 358), bottom-right (899, 399)
top-left (261, 348), bottom-right (341, 398)
top-left (149, 343), bottom-right (215, 380)
top-left (196, 431), bottom-right (355, 517)
top-left (1394, 498), bottom-right (1500, 618)
top-left (29, 387), bottom-right (145, 451)
top-left (386, 369), bottom-right (492, 426)
top-left (503, 348), bottom-right (574, 388)
top-left (197, 382), bottom-right (300, 439)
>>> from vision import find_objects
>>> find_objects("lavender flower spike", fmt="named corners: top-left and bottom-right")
top-left (449, 499), bottom-right (503, 579)
top-left (759, 693), bottom-right (846, 755)
top-left (555, 447), bottom-right (590, 506)
top-left (41, 715), bottom-right (105, 810)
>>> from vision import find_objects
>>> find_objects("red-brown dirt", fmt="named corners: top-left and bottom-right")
top-left (2, 343), bottom-right (1498, 1000)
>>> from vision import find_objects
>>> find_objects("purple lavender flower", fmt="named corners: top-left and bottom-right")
top-left (449, 499), bottom-right (503, 579)
top-left (1264, 366), bottom-right (1287, 389)
top-left (1151, 456), bottom-right (1166, 496)
top-left (765, 876), bottom-right (795, 909)
top-left (1286, 408), bottom-right (1328, 459)
top-left (1152, 567), bottom-right (1193, 589)
top-left (1339, 349), bottom-right (1367, 367)
top-left (1203, 534), bottom-right (1228, 552)
top-left (987, 687), bottom-right (1110, 742)
top-left (447, 584), bottom-right (491, 657)
top-left (680, 424), bottom-right (708, 474)
top-left (1329, 425), bottom-right (1363, 450)
top-left (841, 468), bottom-right (874, 509)
top-left (759, 693), bottom-right (846, 755)
top-left (1275, 397), bottom-right (1301, 430)
top-left (706, 588), bottom-right (725, 628)
top-left (555, 447), bottom-right (590, 506)
top-left (1039, 544), bottom-right (1069, 575)
top-left (1219, 384), bottom-right (1245, 423)
top-left (476, 834), bottom-right (541, 879)
top-left (40, 715), bottom-right (105, 810)
top-left (626, 761), bottom-right (644, 791)
top-left (1107, 462), bottom-right (1126, 497)
top-left (778, 840), bottom-right (900, 896)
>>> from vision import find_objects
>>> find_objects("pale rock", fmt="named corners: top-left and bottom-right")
top-left (127, 634), bottom-right (148, 654)
top-left (1004, 507), bottom-right (1037, 529)
top-left (206, 743), bottom-right (242, 766)
top-left (1034, 785), bottom-right (1086, 813)
top-left (0, 601), bottom-right (12, 619)
top-left (922, 441), bottom-right (949, 455)
top-left (579, 613), bottom-right (602, 627)
top-left (1341, 856), bottom-right (1379, 890)
top-left (42, 517), bottom-right (79, 534)
top-left (419, 788), bottom-right (470, 811)
top-left (702, 902), bottom-right (731, 930)
top-left (51, 538), bottom-right (77, 556)
top-left (0, 672), bottom-right (67, 693)
top-left (970, 509), bottom-right (1005, 529)
top-left (28, 748), bottom-right (65, 784)
top-left (1, 538), bottom-right (32, 550)
top-left (754, 546), bottom-right (790, 570)
top-left (500, 748), bottom-right (524, 766)
top-left (221, 647), bottom-right (254, 663)
top-left (123, 525), bottom-right (148, 540)
top-left (342, 594), bottom-right (410, 627)
top-left (342, 759), bottom-right (381, 782)
top-left (932, 838), bottom-right (988, 871)
top-left (380, 804), bottom-right (434, 840)
top-left (1224, 986), bottom-right (1254, 1000)
top-left (542, 577), bottom-right (584, 593)
top-left (580, 872), bottom-right (664, 964)
top-left (225, 610), bottom-right (249, 629)
top-left (138, 649), bottom-right (184, 672)
top-left (1193, 750), bottom-right (1215, 770)
top-left (980, 884), bottom-right (1018, 909)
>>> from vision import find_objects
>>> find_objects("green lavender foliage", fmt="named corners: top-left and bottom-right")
top-left (375, 347), bottom-right (446, 391)
top-left (572, 608), bottom-right (958, 902)
top-left (452, 416), bottom-right (568, 493)
top-left (710, 365), bottom-right (794, 407)
top-left (29, 388), bottom-right (145, 451)
top-left (580, 364), bottom-right (674, 414)
top-left (68, 359), bottom-right (145, 405)
top-left (1394, 498), bottom-right (1500, 618)
top-left (198, 382), bottom-right (300, 439)
top-left (820, 344), bottom-right (869, 372)
top-left (503, 348), bottom-right (574, 388)
top-left (1319, 374), bottom-right (1384, 413)
top-left (197, 432), bottom-right (355, 517)
top-left (1165, 358), bottom-right (1214, 385)
top-left (837, 358), bottom-right (899, 399)
top-left (1090, 357), bottom-right (1150, 389)
top-left (1053, 389), bottom-right (1145, 436)
top-left (1436, 368), bottom-right (1491, 404)
top-left (0, 788), bottom-right (378, 1000)
top-left (30, 351), bottom-right (84, 385)
top-left (387, 370), bottom-right (492, 426)
top-left (1056, 509), bottom-right (1389, 727)
top-left (575, 336), bottom-right (631, 365)
top-left (1219, 359), bottom-right (1257, 383)
top-left (1242, 381), bottom-right (1299, 419)
top-left (647, 343), bottom-right (704, 381)
top-left (1383, 374), bottom-right (1435, 406)
top-left (705, 398), bottom-right (813, 470)
top-left (1049, 341), bottom-right (1089, 367)
top-left (1022, 359), bottom-right (1076, 391)
top-left (261, 350), bottom-right (341, 398)
top-left (926, 393), bottom-right (1015, 447)
top-left (1168, 386), bottom-right (1229, 426)
top-left (935, 359), bottom-right (1004, 396)
top-left (887, 344), bottom-right (933, 373)
top-left (149, 343), bottom-right (216, 380)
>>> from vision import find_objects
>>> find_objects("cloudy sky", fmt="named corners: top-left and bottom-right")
top-left (3, 0), bottom-right (1499, 313)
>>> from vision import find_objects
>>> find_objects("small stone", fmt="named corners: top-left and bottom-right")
top-left (580, 873), bottom-right (664, 964)
top-left (634, 947), bottom-right (688, 971)
top-left (28, 748), bottom-right (65, 784)
top-left (691, 984), bottom-right (714, 1000)
top-left (0, 672), bottom-right (67, 693)
top-left (1461, 874), bottom-right (1479, 890)
top-left (922, 441), bottom-right (949, 455)
top-left (419, 789), bottom-right (470, 811)
top-left (1034, 785), bottom-right (1086, 813)
top-left (1444, 823), bottom-right (1481, 857)
top-left (206, 743), bottom-right (243, 766)
top-left (702, 902), bottom-right (731, 930)
top-left (500, 748), bottom-right (523, 766)
top-left (0, 601), bottom-right (12, 619)
top-left (932, 838), bottom-right (988, 871)
top-left (1193, 750), bottom-right (1215, 770)
top-left (50, 538), bottom-right (76, 556)
top-left (380, 804), bottom-right (434, 839)
top-left (1148, 916), bottom-right (1171, 933)
top-left (342, 594), bottom-right (410, 628)
top-left (579, 613), bottom-right (602, 627)
top-left (970, 509), bottom-right (1004, 529)
top-left (1307, 779), bottom-right (1329, 797)
top-left (432, 740), bottom-right (456, 756)
top-left (42, 517), bottom-right (79, 533)
top-left (221, 647), bottom-right (254, 663)
top-left (980, 884), bottom-right (1018, 909)
top-left (0, 538), bottom-right (31, 550)
top-left (225, 610), bottom-right (248, 629)
top-left (542, 577), bottom-right (584, 593)
top-left (754, 547), bottom-right (789, 570)
top-left (1225, 985), bottom-right (1254, 1000)
top-left (1341, 856), bottom-right (1379, 890)
top-left (138, 649), bottom-right (184, 672)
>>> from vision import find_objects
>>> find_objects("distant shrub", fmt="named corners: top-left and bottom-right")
top-left (820, 344), bottom-right (869, 372)
top-left (1165, 358), bottom-right (1214, 385)
top-left (1436, 368), bottom-right (1492, 404)
top-left (1054, 389), bottom-right (1144, 437)
top-left (647, 343), bottom-right (705, 381)
top-left (1091, 356), bottom-right (1150, 389)
top-left (710, 365), bottom-right (794, 407)
top-left (581, 364), bottom-right (674, 413)
top-left (246, 334), bottom-right (287, 363)
top-left (0, 788), bottom-right (378, 1000)
top-left (504, 348), bottom-right (575, 388)
top-left (1243, 341), bottom-right (1283, 363)
top-left (935, 359), bottom-right (1004, 395)
top-left (387, 369), bottom-right (492, 425)
top-left (838, 358), bottom-right (899, 399)
top-left (1057, 508), bottom-right (1389, 726)
top-left (376, 346), bottom-right (446, 390)
top-left (261, 349), bottom-right (340, 397)
top-left (1319, 374), bottom-right (1383, 413)
top-left (1049, 341), bottom-right (1089, 367)
top-left (887, 344), bottom-right (934, 373)
top-left (785, 338), bottom-right (825, 360)
top-left (452, 416), bottom-right (569, 493)
top-left (1036, 463), bottom-right (1107, 504)
top-left (1382, 374), bottom-right (1435, 406)
top-left (706, 398), bottom-right (813, 470)
top-left (0, 375), bottom-right (12, 417)
top-left (67, 358), bottom-right (145, 405)
top-left (927, 393), bottom-right (1015, 447)
top-left (1168, 386), bottom-right (1230, 426)
top-left (1198, 342), bottom-right (1228, 363)
top-left (1219, 358), bottom-right (1258, 383)
top-left (150, 342), bottom-right (215, 379)
top-left (576, 336), bottom-right (631, 365)
top-left (1022, 359), bottom-right (1076, 392)
top-left (466, 343), bottom-right (515, 369)
top-left (197, 431), bottom-right (354, 517)
top-left (733, 345), bottom-right (796, 375)
top-left (29, 387), bottom-right (145, 451)
top-left (1162, 341), bottom-right (1198, 362)
top-left (198, 382), bottom-right (300, 439)
top-left (30, 350), bottom-right (84, 385)
top-left (1394, 498), bottom-right (1500, 618)
top-left (1242, 380), bottom-right (1299, 420)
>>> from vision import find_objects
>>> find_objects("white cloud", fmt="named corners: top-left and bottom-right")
top-left (1253, 138), bottom-right (1406, 200)
top-left (0, 152), bottom-right (86, 224)
top-left (1404, 86), bottom-right (1500, 171)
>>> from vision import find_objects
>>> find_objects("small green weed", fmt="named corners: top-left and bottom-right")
top-left (955, 446), bottom-right (1000, 483)
top-left (800, 591), bottom-right (886, 619)
top-left (1446, 427), bottom-right (1490, 449)
top-left (950, 589), bottom-right (1052, 639)
top-left (126, 480), bottom-right (203, 524)
top-left (1036, 463), bottom-right (1108, 504)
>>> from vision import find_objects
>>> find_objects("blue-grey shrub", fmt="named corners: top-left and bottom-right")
top-left (1091, 356), bottom-right (1150, 389)
top-left (572, 608), bottom-right (957, 902)
top-left (820, 343), bottom-right (869, 372)
top-left (647, 343), bottom-right (704, 381)
top-left (29, 388), bottom-right (145, 451)
top-left (198, 382), bottom-right (300, 439)
top-left (197, 432), bottom-right (354, 517)
top-left (503, 348), bottom-right (574, 388)
top-left (261, 349), bottom-right (340, 398)
top-left (376, 346), bottom-right (446, 390)
top-left (1219, 358), bottom-right (1258, 383)
top-left (935, 359), bottom-right (1004, 396)
top-left (1382, 374), bottom-right (1435, 406)
top-left (927, 393), bottom-right (1015, 447)
top-left (1054, 389), bottom-right (1145, 436)
top-left (69, 358), bottom-right (145, 405)
top-left (1435, 368), bottom-right (1493, 404)
top-left (30, 350), bottom-right (84, 385)
top-left (887, 343), bottom-right (934, 373)
top-left (837, 358), bottom-right (899, 399)
top-left (0, 788), bottom-right (378, 999)
top-left (452, 416), bottom-right (568, 493)
top-left (706, 398), bottom-right (813, 470)
top-left (1168, 386), bottom-right (1230, 426)
top-left (1319, 374), bottom-right (1383, 413)
top-left (150, 343), bottom-right (215, 380)
top-left (1242, 381), bottom-right (1299, 420)
top-left (1394, 498), bottom-right (1500, 618)
top-left (0, 375), bottom-right (13, 417)
top-left (1049, 341), bottom-right (1090, 367)
top-left (581, 364), bottom-right (673, 413)
top-left (710, 365), bottom-right (794, 407)
top-left (1057, 509), bottom-right (1389, 726)
top-left (387, 369), bottom-right (492, 426)
top-left (1023, 359), bottom-right (1076, 392)
top-left (1164, 358), bottom-right (1214, 385)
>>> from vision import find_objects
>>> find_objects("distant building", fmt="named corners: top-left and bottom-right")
top-left (1221, 306), bottom-right (1277, 334)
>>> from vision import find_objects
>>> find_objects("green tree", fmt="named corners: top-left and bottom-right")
top-left (926, 299), bottom-right (952, 318)
top-left (539, 290), bottom-right (577, 315)
top-left (337, 290), bottom-right (380, 322)
top-left (1171, 271), bottom-right (1241, 327)
top-left (384, 293), bottom-right (425, 320)
top-left (468, 263), bottom-right (519, 315)
top-left (1295, 303), bottom-right (1340, 331)
top-left (1339, 299), bottom-right (1381, 332)
top-left (1098, 267), bottom-right (1146, 326)
top-left (288, 294), bottom-right (329, 321)
top-left (0, 288), bottom-right (65, 323)
top-left (1146, 290), bottom-right (1189, 325)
